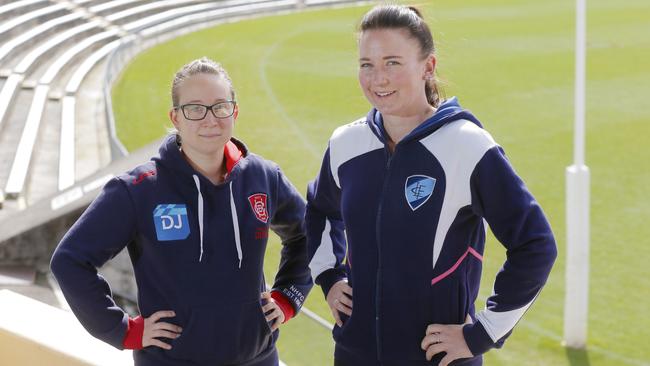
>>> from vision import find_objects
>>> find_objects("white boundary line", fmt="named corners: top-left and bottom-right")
top-left (258, 29), bottom-right (321, 159)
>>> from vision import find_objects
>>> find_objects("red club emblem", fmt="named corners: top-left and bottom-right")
top-left (248, 193), bottom-right (268, 223)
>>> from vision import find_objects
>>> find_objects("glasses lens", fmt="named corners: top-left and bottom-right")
top-left (212, 102), bottom-right (235, 118)
top-left (183, 104), bottom-right (207, 120)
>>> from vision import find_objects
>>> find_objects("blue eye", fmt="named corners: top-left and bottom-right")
top-left (360, 63), bottom-right (372, 68)
top-left (387, 60), bottom-right (400, 66)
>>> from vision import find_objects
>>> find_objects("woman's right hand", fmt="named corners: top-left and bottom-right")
top-left (143, 310), bottom-right (183, 350)
top-left (326, 280), bottom-right (353, 327)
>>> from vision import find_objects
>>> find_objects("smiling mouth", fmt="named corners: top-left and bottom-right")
top-left (374, 91), bottom-right (396, 97)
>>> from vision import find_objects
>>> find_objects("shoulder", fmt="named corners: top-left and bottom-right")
top-left (442, 119), bottom-right (496, 146)
top-left (240, 153), bottom-right (280, 173)
top-left (420, 119), bottom-right (498, 160)
top-left (330, 117), bottom-right (376, 147)
top-left (329, 116), bottom-right (383, 162)
top-left (234, 153), bottom-right (283, 186)
top-left (115, 161), bottom-right (158, 190)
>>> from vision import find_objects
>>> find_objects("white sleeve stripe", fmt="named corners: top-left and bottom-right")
top-left (418, 120), bottom-right (497, 270)
top-left (329, 118), bottom-right (384, 189)
top-left (474, 293), bottom-right (538, 342)
top-left (309, 219), bottom-right (336, 281)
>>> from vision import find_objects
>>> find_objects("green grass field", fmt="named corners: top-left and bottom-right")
top-left (112, 1), bottom-right (650, 365)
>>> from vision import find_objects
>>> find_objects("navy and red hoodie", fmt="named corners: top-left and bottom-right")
top-left (51, 134), bottom-right (312, 366)
top-left (306, 98), bottom-right (557, 365)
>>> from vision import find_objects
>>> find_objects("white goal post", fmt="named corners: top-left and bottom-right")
top-left (563, 0), bottom-right (590, 350)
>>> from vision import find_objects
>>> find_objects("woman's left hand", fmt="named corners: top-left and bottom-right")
top-left (420, 317), bottom-right (473, 366)
top-left (261, 292), bottom-right (285, 332)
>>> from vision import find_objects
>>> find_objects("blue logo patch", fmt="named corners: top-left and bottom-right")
top-left (405, 175), bottom-right (436, 211)
top-left (153, 204), bottom-right (190, 241)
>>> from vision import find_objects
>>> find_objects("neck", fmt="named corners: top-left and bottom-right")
top-left (181, 146), bottom-right (227, 185)
top-left (382, 104), bottom-right (436, 148)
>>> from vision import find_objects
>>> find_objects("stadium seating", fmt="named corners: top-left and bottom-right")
top-left (0, 0), bottom-right (49, 20)
top-left (1, 0), bottom-right (351, 206)
top-left (59, 39), bottom-right (122, 191)
top-left (0, 0), bottom-right (357, 213)
top-left (50, 30), bottom-right (120, 189)
top-left (0, 3), bottom-right (68, 38)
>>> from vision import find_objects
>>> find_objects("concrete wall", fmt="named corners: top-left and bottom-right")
top-left (0, 290), bottom-right (134, 365)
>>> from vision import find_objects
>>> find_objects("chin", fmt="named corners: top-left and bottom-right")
top-left (375, 105), bottom-right (401, 117)
top-left (192, 137), bottom-right (226, 151)
top-left (199, 146), bottom-right (225, 157)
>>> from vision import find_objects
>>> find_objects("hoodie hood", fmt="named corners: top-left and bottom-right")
top-left (153, 134), bottom-right (247, 263)
top-left (367, 97), bottom-right (484, 144)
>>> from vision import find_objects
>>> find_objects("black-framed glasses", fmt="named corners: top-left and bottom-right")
top-left (175, 101), bottom-right (236, 120)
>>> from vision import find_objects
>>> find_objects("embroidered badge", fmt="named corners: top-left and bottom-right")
top-left (248, 193), bottom-right (269, 223)
top-left (405, 175), bottom-right (436, 211)
top-left (153, 204), bottom-right (190, 241)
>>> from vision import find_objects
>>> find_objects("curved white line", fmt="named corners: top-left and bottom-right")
top-left (258, 29), bottom-right (320, 158)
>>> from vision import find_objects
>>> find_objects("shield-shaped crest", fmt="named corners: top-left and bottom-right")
top-left (404, 175), bottom-right (436, 211)
top-left (248, 193), bottom-right (269, 223)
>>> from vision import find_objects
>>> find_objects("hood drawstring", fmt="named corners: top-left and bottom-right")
top-left (192, 175), bottom-right (204, 262)
top-left (229, 181), bottom-right (243, 268)
top-left (192, 175), bottom-right (242, 268)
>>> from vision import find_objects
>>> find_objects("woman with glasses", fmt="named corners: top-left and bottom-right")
top-left (306, 5), bottom-right (557, 366)
top-left (51, 57), bottom-right (312, 366)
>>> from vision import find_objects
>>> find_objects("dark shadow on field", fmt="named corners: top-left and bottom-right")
top-left (566, 347), bottom-right (591, 366)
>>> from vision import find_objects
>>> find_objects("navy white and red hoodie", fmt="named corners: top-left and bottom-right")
top-left (51, 134), bottom-right (312, 366)
top-left (307, 97), bottom-right (557, 365)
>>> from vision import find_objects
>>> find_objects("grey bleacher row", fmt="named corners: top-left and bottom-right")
top-left (0, 0), bottom-right (362, 214)
top-left (0, 0), bottom-right (286, 201)
top-left (0, 0), bottom-right (255, 207)
top-left (0, 0), bottom-right (49, 22)
top-left (0, 0), bottom-right (122, 210)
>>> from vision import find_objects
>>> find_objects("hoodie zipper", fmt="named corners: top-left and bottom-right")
top-left (374, 144), bottom-right (398, 362)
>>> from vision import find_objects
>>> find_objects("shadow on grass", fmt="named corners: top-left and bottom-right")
top-left (566, 347), bottom-right (591, 366)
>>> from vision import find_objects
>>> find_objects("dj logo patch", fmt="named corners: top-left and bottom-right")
top-left (153, 204), bottom-right (190, 241)
top-left (405, 175), bottom-right (436, 211)
top-left (248, 193), bottom-right (269, 223)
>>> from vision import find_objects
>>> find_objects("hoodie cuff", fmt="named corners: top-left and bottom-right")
top-left (316, 268), bottom-right (347, 299)
top-left (462, 320), bottom-right (497, 356)
top-left (122, 316), bottom-right (144, 350)
top-left (271, 291), bottom-right (295, 323)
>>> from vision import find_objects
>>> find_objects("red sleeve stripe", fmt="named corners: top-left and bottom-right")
top-left (270, 291), bottom-right (295, 323)
top-left (122, 316), bottom-right (144, 350)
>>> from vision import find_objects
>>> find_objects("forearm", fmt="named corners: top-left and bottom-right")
top-left (51, 248), bottom-right (129, 349)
